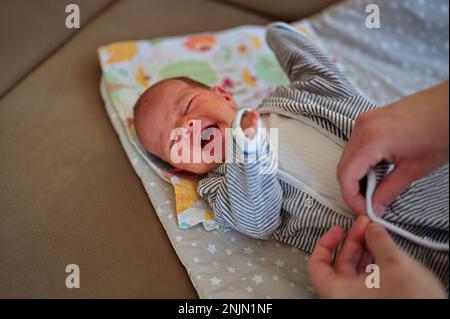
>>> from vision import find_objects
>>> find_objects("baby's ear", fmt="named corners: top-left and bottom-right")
top-left (212, 86), bottom-right (236, 109)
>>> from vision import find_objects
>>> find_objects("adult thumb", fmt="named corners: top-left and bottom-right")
top-left (372, 163), bottom-right (418, 215)
top-left (364, 223), bottom-right (401, 264)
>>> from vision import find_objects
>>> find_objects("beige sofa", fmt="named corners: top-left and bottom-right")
top-left (0, 0), bottom-right (336, 298)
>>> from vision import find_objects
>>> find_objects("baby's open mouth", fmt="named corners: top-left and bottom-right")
top-left (201, 124), bottom-right (220, 148)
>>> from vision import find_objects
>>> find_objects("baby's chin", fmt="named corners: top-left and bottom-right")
top-left (174, 161), bottom-right (222, 176)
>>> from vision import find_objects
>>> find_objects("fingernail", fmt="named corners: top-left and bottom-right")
top-left (374, 205), bottom-right (385, 216)
top-left (366, 223), bottom-right (381, 235)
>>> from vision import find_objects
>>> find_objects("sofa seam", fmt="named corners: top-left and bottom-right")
top-left (210, 0), bottom-right (284, 21)
top-left (0, 0), bottom-right (119, 100)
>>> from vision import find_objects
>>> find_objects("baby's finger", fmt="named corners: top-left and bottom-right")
top-left (243, 127), bottom-right (256, 139)
top-left (241, 112), bottom-right (258, 129)
top-left (247, 110), bottom-right (260, 119)
top-left (335, 216), bottom-right (370, 277)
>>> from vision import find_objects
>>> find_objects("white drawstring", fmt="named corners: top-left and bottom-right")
top-left (365, 169), bottom-right (449, 252)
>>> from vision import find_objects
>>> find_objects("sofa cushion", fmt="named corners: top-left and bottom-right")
top-left (0, 0), bottom-right (270, 297)
top-left (220, 0), bottom-right (338, 21)
top-left (0, 0), bottom-right (113, 97)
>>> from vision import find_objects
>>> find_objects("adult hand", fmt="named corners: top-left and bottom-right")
top-left (337, 81), bottom-right (449, 215)
top-left (308, 216), bottom-right (447, 298)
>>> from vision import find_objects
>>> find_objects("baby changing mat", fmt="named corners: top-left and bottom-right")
top-left (98, 0), bottom-right (449, 298)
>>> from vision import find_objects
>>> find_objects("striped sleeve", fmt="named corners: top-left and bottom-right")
top-left (263, 22), bottom-right (377, 142)
top-left (266, 22), bottom-right (359, 99)
top-left (197, 119), bottom-right (283, 239)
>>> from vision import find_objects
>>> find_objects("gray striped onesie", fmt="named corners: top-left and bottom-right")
top-left (198, 23), bottom-right (449, 287)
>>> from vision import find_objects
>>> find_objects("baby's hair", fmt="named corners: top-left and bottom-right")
top-left (133, 76), bottom-right (209, 115)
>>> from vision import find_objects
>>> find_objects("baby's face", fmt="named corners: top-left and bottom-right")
top-left (134, 78), bottom-right (237, 175)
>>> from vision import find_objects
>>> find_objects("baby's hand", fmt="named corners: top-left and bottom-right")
top-left (240, 110), bottom-right (260, 139)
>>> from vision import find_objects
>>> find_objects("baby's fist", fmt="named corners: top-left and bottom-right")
top-left (240, 110), bottom-right (260, 139)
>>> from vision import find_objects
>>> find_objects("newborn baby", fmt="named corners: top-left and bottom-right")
top-left (134, 23), bottom-right (448, 286)
top-left (134, 76), bottom-right (238, 175)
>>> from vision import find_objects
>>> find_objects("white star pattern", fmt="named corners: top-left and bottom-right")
top-left (192, 242), bottom-right (197, 247)
top-left (246, 262), bottom-right (253, 267)
top-left (225, 249), bottom-right (232, 255)
top-left (230, 237), bottom-right (236, 242)
top-left (207, 244), bottom-right (217, 254)
top-left (175, 236), bottom-right (182, 242)
top-left (245, 286), bottom-right (254, 293)
top-left (292, 268), bottom-right (298, 273)
top-left (227, 267), bottom-right (236, 274)
top-left (194, 257), bottom-right (199, 263)
top-left (260, 257), bottom-right (266, 262)
top-left (307, 286), bottom-right (316, 293)
top-left (213, 262), bottom-right (219, 267)
top-left (210, 277), bottom-right (221, 287)
top-left (196, 275), bottom-right (202, 280)
top-left (244, 247), bottom-right (254, 255)
top-left (252, 274), bottom-right (264, 285)
top-left (272, 275), bottom-right (279, 281)
top-left (275, 259), bottom-right (285, 267)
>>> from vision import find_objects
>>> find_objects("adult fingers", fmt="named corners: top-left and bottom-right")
top-left (364, 222), bottom-right (402, 265)
top-left (335, 216), bottom-right (370, 276)
top-left (308, 226), bottom-right (345, 293)
top-left (372, 162), bottom-right (423, 214)
top-left (357, 244), bottom-right (374, 274)
top-left (338, 144), bottom-right (383, 215)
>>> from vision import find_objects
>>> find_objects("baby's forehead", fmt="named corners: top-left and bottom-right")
top-left (139, 77), bottom-right (208, 119)
top-left (146, 79), bottom-right (191, 103)
top-left (157, 78), bottom-right (192, 92)
top-left (136, 80), bottom-right (190, 139)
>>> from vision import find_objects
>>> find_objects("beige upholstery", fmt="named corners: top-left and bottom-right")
top-left (0, 0), bottom-right (335, 298)
top-left (0, 0), bottom-right (113, 97)
top-left (220, 0), bottom-right (339, 21)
